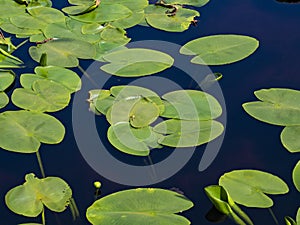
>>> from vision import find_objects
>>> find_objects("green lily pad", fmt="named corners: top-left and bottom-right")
top-left (243, 88), bottom-right (300, 126)
top-left (12, 79), bottom-right (71, 112)
top-left (280, 126), bottom-right (300, 153)
top-left (219, 170), bottom-right (289, 208)
top-left (86, 188), bottom-right (193, 225)
top-left (163, 0), bottom-right (210, 7)
top-left (20, 66), bottom-right (81, 93)
top-left (0, 0), bottom-right (26, 19)
top-left (292, 160), bottom-right (300, 192)
top-left (205, 185), bottom-right (254, 225)
top-left (0, 92), bottom-right (9, 109)
top-left (145, 5), bottom-right (199, 32)
top-left (153, 119), bottom-right (224, 147)
top-left (67, 3), bottom-right (132, 23)
top-left (5, 173), bottom-right (72, 217)
top-left (107, 123), bottom-right (160, 156)
top-left (180, 35), bottom-right (259, 65)
top-left (161, 90), bottom-right (222, 120)
top-left (29, 38), bottom-right (96, 67)
top-left (101, 48), bottom-right (174, 76)
top-left (111, 11), bottom-right (145, 29)
top-left (0, 70), bottom-right (15, 91)
top-left (0, 110), bottom-right (65, 153)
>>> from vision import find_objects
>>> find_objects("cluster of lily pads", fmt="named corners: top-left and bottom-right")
top-left (89, 85), bottom-right (224, 156)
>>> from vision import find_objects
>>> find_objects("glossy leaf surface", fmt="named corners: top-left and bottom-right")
top-left (86, 188), bottom-right (193, 225)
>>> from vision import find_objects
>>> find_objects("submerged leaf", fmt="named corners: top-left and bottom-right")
top-left (0, 110), bottom-right (65, 153)
top-left (243, 88), bottom-right (300, 126)
top-left (180, 35), bottom-right (259, 65)
top-left (101, 48), bottom-right (174, 76)
top-left (86, 188), bottom-right (193, 225)
top-left (219, 170), bottom-right (289, 208)
top-left (5, 173), bottom-right (72, 217)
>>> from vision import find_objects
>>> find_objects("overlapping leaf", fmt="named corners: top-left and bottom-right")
top-left (5, 173), bottom-right (72, 217)
top-left (0, 110), bottom-right (65, 153)
top-left (0, 70), bottom-right (15, 109)
top-left (86, 188), bottom-right (193, 225)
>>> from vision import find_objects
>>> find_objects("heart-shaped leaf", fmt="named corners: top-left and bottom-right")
top-left (0, 110), bottom-right (65, 153)
top-left (86, 188), bottom-right (193, 225)
top-left (180, 35), bottom-right (259, 65)
top-left (101, 48), bottom-right (174, 76)
top-left (5, 173), bottom-right (72, 217)
top-left (219, 170), bottom-right (289, 208)
top-left (153, 119), bottom-right (224, 147)
top-left (243, 88), bottom-right (300, 126)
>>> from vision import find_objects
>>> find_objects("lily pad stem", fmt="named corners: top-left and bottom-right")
top-left (78, 64), bottom-right (98, 87)
top-left (69, 197), bottom-right (80, 220)
top-left (268, 207), bottom-right (279, 225)
top-left (36, 150), bottom-right (46, 178)
top-left (42, 208), bottom-right (46, 225)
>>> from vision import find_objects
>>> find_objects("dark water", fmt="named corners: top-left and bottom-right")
top-left (1, 0), bottom-right (300, 224)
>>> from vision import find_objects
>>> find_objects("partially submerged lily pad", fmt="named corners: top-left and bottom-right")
top-left (101, 48), bottom-right (174, 76)
top-left (0, 110), bottom-right (65, 153)
top-left (180, 35), bottom-right (259, 65)
top-left (5, 173), bottom-right (72, 217)
top-left (86, 188), bottom-right (193, 225)
top-left (219, 170), bottom-right (289, 208)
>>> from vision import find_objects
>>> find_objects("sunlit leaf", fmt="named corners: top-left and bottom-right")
top-left (281, 126), bottom-right (300, 153)
top-left (111, 11), bottom-right (145, 29)
top-left (0, 92), bottom-right (9, 109)
top-left (161, 90), bottom-right (222, 120)
top-left (20, 66), bottom-right (81, 93)
top-left (0, 110), bottom-right (65, 153)
top-left (219, 170), bottom-right (289, 208)
top-left (153, 119), bottom-right (224, 147)
top-left (145, 5), bottom-right (199, 32)
top-left (88, 89), bottom-right (112, 115)
top-left (12, 80), bottom-right (71, 112)
top-left (5, 173), bottom-right (72, 217)
top-left (243, 88), bottom-right (300, 126)
top-left (180, 35), bottom-right (259, 65)
top-left (29, 38), bottom-right (96, 67)
top-left (163, 0), bottom-right (209, 7)
top-left (0, 70), bottom-right (15, 91)
top-left (86, 188), bottom-right (193, 225)
top-left (101, 48), bottom-right (174, 76)
top-left (107, 123), bottom-right (160, 156)
top-left (292, 160), bottom-right (300, 192)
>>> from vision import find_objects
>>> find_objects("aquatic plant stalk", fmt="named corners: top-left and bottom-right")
top-left (70, 197), bottom-right (80, 220)
top-left (42, 209), bottom-right (46, 225)
top-left (78, 64), bottom-right (98, 87)
top-left (36, 150), bottom-right (46, 178)
top-left (268, 207), bottom-right (279, 225)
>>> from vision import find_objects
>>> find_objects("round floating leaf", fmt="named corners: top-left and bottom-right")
top-left (219, 170), bottom-right (289, 208)
top-left (68, 3), bottom-right (132, 23)
top-left (281, 126), bottom-right (300, 153)
top-left (0, 70), bottom-right (15, 91)
top-left (243, 88), bottom-right (300, 126)
top-left (5, 173), bottom-right (72, 217)
top-left (145, 5), bottom-right (199, 32)
top-left (180, 35), bottom-right (259, 65)
top-left (111, 11), bottom-right (145, 29)
top-left (88, 89), bottom-right (114, 115)
top-left (161, 90), bottom-right (222, 120)
top-left (130, 98), bottom-right (160, 128)
top-left (0, 92), bottom-right (9, 109)
top-left (153, 119), bottom-right (224, 147)
top-left (20, 66), bottom-right (81, 93)
top-left (29, 38), bottom-right (96, 67)
top-left (12, 80), bottom-right (71, 112)
top-left (101, 48), bottom-right (174, 76)
top-left (163, 0), bottom-right (209, 7)
top-left (107, 123), bottom-right (159, 156)
top-left (0, 110), bottom-right (65, 153)
top-left (86, 188), bottom-right (193, 225)
top-left (292, 160), bottom-right (300, 192)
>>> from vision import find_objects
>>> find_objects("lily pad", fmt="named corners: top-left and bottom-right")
top-left (219, 170), bottom-right (289, 208)
top-left (243, 88), bottom-right (300, 126)
top-left (29, 38), bottom-right (96, 67)
top-left (292, 160), bottom-right (300, 192)
top-left (5, 173), bottom-right (72, 217)
top-left (180, 35), bottom-right (259, 65)
top-left (145, 5), bottom-right (199, 32)
top-left (280, 126), bottom-right (300, 153)
top-left (161, 90), bottom-right (222, 120)
top-left (86, 188), bottom-right (193, 225)
top-left (0, 110), bottom-right (65, 153)
top-left (0, 70), bottom-right (15, 91)
top-left (101, 48), bottom-right (174, 76)
top-left (88, 89), bottom-right (114, 115)
top-left (107, 123), bottom-right (161, 156)
top-left (20, 66), bottom-right (81, 93)
top-left (153, 119), bottom-right (224, 147)
top-left (163, 0), bottom-right (210, 7)
top-left (12, 79), bottom-right (71, 112)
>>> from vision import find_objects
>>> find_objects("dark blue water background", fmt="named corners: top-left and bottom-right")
top-left (0, 0), bottom-right (300, 224)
